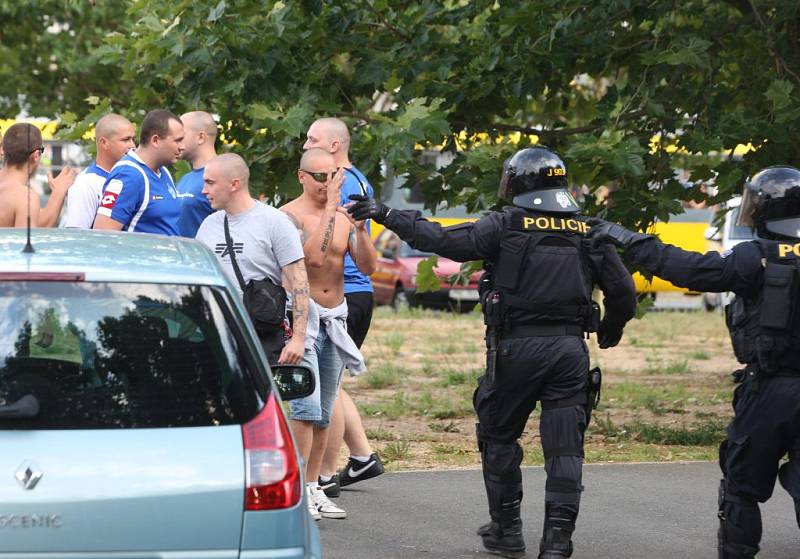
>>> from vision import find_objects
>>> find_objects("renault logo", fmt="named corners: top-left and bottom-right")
top-left (15, 461), bottom-right (43, 491)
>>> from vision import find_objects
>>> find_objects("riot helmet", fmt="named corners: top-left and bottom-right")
top-left (737, 166), bottom-right (800, 240)
top-left (498, 147), bottom-right (580, 213)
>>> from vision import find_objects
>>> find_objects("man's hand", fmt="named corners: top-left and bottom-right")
top-left (326, 167), bottom-right (344, 208)
top-left (337, 205), bottom-right (367, 229)
top-left (48, 167), bottom-right (78, 194)
top-left (278, 336), bottom-right (304, 365)
top-left (347, 194), bottom-right (391, 224)
top-left (586, 217), bottom-right (650, 250)
top-left (597, 321), bottom-right (623, 349)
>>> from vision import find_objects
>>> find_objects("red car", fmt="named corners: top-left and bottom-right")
top-left (370, 230), bottom-right (482, 311)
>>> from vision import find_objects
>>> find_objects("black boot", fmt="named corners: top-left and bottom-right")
top-left (538, 510), bottom-right (575, 558)
top-left (477, 517), bottom-right (526, 558)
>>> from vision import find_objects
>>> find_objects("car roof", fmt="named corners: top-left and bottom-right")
top-left (0, 228), bottom-right (227, 285)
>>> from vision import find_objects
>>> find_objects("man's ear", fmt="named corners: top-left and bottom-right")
top-left (196, 131), bottom-right (206, 145)
top-left (330, 139), bottom-right (340, 153)
top-left (231, 177), bottom-right (241, 192)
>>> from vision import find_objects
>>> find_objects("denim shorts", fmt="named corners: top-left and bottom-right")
top-left (288, 327), bottom-right (344, 428)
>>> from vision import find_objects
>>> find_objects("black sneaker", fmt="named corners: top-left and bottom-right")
top-left (319, 474), bottom-right (341, 498)
top-left (338, 453), bottom-right (385, 487)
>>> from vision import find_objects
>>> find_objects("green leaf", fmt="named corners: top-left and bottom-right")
top-left (415, 256), bottom-right (441, 293)
top-left (208, 0), bottom-right (226, 22)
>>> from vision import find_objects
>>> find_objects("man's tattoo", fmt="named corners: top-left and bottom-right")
top-left (320, 215), bottom-right (335, 252)
top-left (283, 209), bottom-right (309, 243)
top-left (348, 225), bottom-right (358, 254)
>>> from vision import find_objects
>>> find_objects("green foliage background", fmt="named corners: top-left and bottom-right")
top-left (2, 0), bottom-right (799, 227)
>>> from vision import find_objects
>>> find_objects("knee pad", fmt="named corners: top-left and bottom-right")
top-left (718, 479), bottom-right (761, 558)
top-left (540, 403), bottom-right (586, 460)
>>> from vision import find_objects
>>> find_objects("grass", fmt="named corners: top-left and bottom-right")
top-left (359, 363), bottom-right (405, 389)
top-left (381, 440), bottom-right (412, 462)
top-left (351, 304), bottom-right (737, 470)
top-left (383, 332), bottom-right (405, 355)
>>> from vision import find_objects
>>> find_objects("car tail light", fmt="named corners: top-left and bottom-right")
top-left (241, 393), bottom-right (301, 510)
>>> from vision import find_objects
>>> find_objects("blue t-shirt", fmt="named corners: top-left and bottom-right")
top-left (340, 166), bottom-right (374, 293)
top-left (97, 151), bottom-right (181, 236)
top-left (176, 168), bottom-right (212, 238)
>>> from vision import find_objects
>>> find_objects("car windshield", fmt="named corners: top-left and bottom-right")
top-left (0, 282), bottom-right (262, 429)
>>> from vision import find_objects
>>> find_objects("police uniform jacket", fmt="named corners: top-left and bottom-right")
top-left (383, 208), bottom-right (637, 330)
top-left (626, 236), bottom-right (800, 373)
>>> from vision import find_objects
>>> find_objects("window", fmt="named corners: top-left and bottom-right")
top-left (0, 282), bottom-right (263, 429)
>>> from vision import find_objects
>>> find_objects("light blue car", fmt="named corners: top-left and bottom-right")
top-left (0, 229), bottom-right (321, 559)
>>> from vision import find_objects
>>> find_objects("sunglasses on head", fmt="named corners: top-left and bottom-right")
top-left (300, 168), bottom-right (338, 183)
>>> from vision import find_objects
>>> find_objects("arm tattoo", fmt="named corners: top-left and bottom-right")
top-left (283, 210), bottom-right (309, 243)
top-left (285, 259), bottom-right (309, 339)
top-left (348, 225), bottom-right (358, 255)
top-left (320, 215), bottom-right (335, 253)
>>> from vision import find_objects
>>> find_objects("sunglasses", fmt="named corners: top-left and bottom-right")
top-left (300, 168), bottom-right (338, 183)
top-left (30, 146), bottom-right (45, 155)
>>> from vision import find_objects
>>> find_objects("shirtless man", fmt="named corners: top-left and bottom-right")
top-left (281, 147), bottom-right (377, 520)
top-left (0, 123), bottom-right (77, 228)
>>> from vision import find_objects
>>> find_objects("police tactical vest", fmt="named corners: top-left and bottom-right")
top-left (490, 208), bottom-right (595, 328)
top-left (726, 239), bottom-right (800, 375)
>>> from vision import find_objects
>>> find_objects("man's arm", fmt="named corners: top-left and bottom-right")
top-left (38, 167), bottom-right (78, 228)
top-left (588, 243), bottom-right (637, 348)
top-left (588, 218), bottom-right (762, 294)
top-left (347, 194), bottom-right (503, 262)
top-left (279, 258), bottom-right (310, 365)
top-left (337, 207), bottom-right (377, 275)
top-left (92, 214), bottom-right (125, 231)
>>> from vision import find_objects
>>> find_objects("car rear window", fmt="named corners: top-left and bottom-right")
top-left (0, 282), bottom-right (263, 429)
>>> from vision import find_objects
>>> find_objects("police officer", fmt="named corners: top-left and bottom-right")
top-left (588, 166), bottom-right (800, 558)
top-left (349, 147), bottom-right (637, 558)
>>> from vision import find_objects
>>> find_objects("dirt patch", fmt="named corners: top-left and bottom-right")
top-left (340, 305), bottom-right (738, 471)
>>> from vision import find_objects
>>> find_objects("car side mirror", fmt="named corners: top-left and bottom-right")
top-left (704, 225), bottom-right (721, 242)
top-left (270, 364), bottom-right (315, 401)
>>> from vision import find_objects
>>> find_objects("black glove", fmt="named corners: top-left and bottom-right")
top-left (597, 321), bottom-right (624, 349)
top-left (347, 194), bottom-right (392, 224)
top-left (586, 218), bottom-right (649, 250)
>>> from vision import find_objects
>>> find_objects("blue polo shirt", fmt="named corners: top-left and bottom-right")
top-left (340, 166), bottom-right (374, 294)
top-left (97, 151), bottom-right (181, 236)
top-left (176, 168), bottom-right (212, 238)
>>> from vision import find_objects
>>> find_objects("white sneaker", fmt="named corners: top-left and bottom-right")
top-left (306, 486), bottom-right (321, 521)
top-left (311, 486), bottom-right (347, 519)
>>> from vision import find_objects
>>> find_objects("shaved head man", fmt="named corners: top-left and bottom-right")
top-left (195, 151), bottom-right (310, 386)
top-left (62, 113), bottom-right (135, 229)
top-left (176, 110), bottom-right (218, 237)
top-left (0, 122), bottom-right (77, 228)
top-left (304, 117), bottom-right (385, 499)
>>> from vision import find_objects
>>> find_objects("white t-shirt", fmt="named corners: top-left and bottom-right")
top-left (195, 201), bottom-right (304, 296)
top-left (61, 162), bottom-right (110, 229)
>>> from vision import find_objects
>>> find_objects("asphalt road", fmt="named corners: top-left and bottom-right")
top-left (319, 462), bottom-right (798, 559)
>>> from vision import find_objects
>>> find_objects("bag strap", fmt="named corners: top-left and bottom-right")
top-left (345, 167), bottom-right (368, 196)
top-left (223, 215), bottom-right (247, 292)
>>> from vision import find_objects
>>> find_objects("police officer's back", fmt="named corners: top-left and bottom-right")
top-left (589, 166), bottom-right (800, 559)
top-left (349, 147), bottom-right (637, 558)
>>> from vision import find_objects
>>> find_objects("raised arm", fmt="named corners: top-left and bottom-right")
top-left (38, 167), bottom-right (77, 227)
top-left (279, 257), bottom-right (310, 365)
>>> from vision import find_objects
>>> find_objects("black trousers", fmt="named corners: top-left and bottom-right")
top-left (345, 291), bottom-right (374, 349)
top-left (474, 334), bottom-right (588, 527)
top-left (718, 375), bottom-right (800, 557)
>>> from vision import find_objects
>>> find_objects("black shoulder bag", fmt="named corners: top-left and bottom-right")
top-left (223, 215), bottom-right (287, 336)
